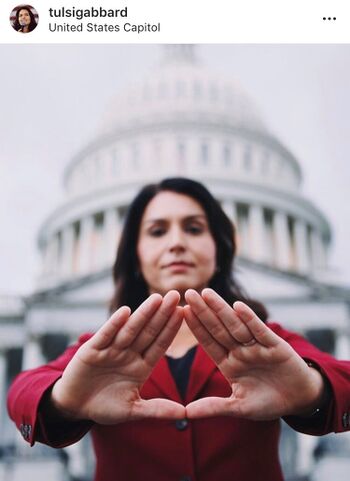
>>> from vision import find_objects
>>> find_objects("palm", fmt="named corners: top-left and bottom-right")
top-left (52, 291), bottom-right (186, 424)
top-left (220, 340), bottom-right (312, 420)
top-left (184, 289), bottom-right (323, 420)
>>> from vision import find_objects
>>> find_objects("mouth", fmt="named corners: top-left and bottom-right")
top-left (163, 261), bottom-right (195, 269)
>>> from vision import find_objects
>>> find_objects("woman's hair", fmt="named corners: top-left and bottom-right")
top-left (110, 177), bottom-right (268, 321)
top-left (13, 6), bottom-right (37, 32)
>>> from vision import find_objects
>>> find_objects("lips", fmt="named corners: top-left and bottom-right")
top-left (163, 261), bottom-right (195, 269)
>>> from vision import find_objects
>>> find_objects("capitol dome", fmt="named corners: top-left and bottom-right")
top-left (37, 45), bottom-right (331, 290)
top-left (98, 44), bottom-right (268, 138)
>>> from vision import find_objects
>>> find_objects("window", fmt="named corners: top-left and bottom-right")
top-left (210, 84), bottom-right (218, 102)
top-left (244, 145), bottom-right (252, 170)
top-left (261, 150), bottom-right (270, 175)
top-left (200, 142), bottom-right (209, 165)
top-left (72, 221), bottom-right (81, 273)
top-left (176, 80), bottom-right (186, 98)
top-left (193, 81), bottom-right (201, 100)
top-left (111, 149), bottom-right (118, 175)
top-left (223, 144), bottom-right (232, 166)
top-left (131, 144), bottom-right (139, 168)
top-left (288, 216), bottom-right (297, 269)
top-left (158, 81), bottom-right (167, 99)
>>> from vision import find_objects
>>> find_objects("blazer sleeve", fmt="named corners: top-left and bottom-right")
top-left (269, 322), bottom-right (350, 435)
top-left (7, 333), bottom-right (94, 448)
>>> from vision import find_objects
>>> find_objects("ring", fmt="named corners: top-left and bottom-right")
top-left (242, 339), bottom-right (257, 347)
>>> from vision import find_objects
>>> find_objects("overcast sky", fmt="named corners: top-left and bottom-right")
top-left (1, 44), bottom-right (349, 296)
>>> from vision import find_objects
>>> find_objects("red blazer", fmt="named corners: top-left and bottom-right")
top-left (7, 323), bottom-right (350, 481)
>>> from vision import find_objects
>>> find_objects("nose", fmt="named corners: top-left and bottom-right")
top-left (168, 226), bottom-right (186, 253)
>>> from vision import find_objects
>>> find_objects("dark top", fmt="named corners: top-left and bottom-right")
top-left (166, 346), bottom-right (197, 400)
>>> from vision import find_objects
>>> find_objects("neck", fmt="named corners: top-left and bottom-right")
top-left (166, 320), bottom-right (198, 358)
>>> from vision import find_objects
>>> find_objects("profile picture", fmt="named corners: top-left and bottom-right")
top-left (10, 4), bottom-right (38, 33)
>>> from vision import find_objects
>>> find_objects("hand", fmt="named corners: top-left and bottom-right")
top-left (183, 288), bottom-right (325, 421)
top-left (51, 291), bottom-right (186, 424)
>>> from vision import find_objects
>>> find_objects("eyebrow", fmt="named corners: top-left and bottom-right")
top-left (143, 214), bottom-right (208, 225)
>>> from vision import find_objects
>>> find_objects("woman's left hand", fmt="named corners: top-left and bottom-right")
top-left (183, 288), bottom-right (325, 421)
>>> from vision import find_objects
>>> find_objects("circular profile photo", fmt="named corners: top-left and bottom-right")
top-left (10, 5), bottom-right (38, 33)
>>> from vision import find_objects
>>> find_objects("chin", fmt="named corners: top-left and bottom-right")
top-left (165, 279), bottom-right (201, 294)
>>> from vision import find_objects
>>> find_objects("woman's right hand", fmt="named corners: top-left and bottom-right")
top-left (51, 290), bottom-right (185, 424)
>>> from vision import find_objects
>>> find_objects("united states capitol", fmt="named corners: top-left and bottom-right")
top-left (1, 45), bottom-right (349, 481)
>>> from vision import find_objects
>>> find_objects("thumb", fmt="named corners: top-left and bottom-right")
top-left (186, 396), bottom-right (238, 418)
top-left (132, 398), bottom-right (186, 420)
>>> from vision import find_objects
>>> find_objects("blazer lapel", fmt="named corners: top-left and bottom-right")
top-left (148, 356), bottom-right (182, 402)
top-left (147, 346), bottom-right (217, 404)
top-left (185, 345), bottom-right (217, 403)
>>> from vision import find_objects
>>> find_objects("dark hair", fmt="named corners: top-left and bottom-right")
top-left (13, 6), bottom-right (37, 32)
top-left (110, 177), bottom-right (268, 322)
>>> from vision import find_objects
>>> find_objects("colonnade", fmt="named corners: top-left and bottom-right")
top-left (42, 207), bottom-right (122, 282)
top-left (221, 200), bottom-right (326, 274)
top-left (40, 200), bottom-right (327, 285)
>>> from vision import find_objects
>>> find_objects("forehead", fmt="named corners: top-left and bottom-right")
top-left (142, 191), bottom-right (206, 221)
top-left (19, 9), bottom-right (29, 14)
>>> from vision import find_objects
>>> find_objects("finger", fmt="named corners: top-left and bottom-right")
top-left (233, 301), bottom-right (279, 347)
top-left (184, 289), bottom-right (236, 350)
top-left (186, 397), bottom-right (238, 418)
top-left (89, 306), bottom-right (131, 350)
top-left (201, 288), bottom-right (254, 343)
top-left (116, 293), bottom-right (163, 349)
top-left (143, 306), bottom-right (183, 366)
top-left (131, 398), bottom-right (186, 420)
top-left (132, 290), bottom-right (180, 352)
top-left (183, 305), bottom-right (227, 365)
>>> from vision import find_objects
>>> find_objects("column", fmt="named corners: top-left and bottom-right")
top-left (296, 434), bottom-right (318, 477)
top-left (22, 336), bottom-right (45, 370)
top-left (249, 204), bottom-right (266, 263)
top-left (50, 234), bottom-right (60, 277)
top-left (222, 199), bottom-right (237, 224)
top-left (0, 350), bottom-right (7, 439)
top-left (43, 235), bottom-right (58, 278)
top-left (294, 219), bottom-right (310, 274)
top-left (310, 228), bottom-right (327, 271)
top-left (336, 332), bottom-right (350, 359)
top-left (237, 208), bottom-right (250, 257)
top-left (77, 215), bottom-right (94, 275)
top-left (274, 211), bottom-right (291, 270)
top-left (103, 207), bottom-right (120, 266)
top-left (61, 224), bottom-right (75, 278)
top-left (41, 241), bottom-right (51, 278)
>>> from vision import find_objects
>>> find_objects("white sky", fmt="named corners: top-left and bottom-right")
top-left (0, 44), bottom-right (349, 295)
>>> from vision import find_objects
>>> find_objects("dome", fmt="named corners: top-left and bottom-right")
top-left (37, 45), bottom-right (331, 290)
top-left (99, 45), bottom-right (268, 137)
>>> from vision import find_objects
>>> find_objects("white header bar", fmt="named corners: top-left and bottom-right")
top-left (0, 0), bottom-right (349, 44)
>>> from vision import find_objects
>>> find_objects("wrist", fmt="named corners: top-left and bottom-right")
top-left (292, 361), bottom-right (329, 417)
top-left (50, 379), bottom-right (85, 421)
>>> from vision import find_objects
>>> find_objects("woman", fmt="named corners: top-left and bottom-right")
top-left (7, 177), bottom-right (350, 481)
top-left (13, 6), bottom-right (37, 33)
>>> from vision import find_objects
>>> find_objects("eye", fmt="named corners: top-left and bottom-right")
top-left (148, 227), bottom-right (166, 237)
top-left (185, 224), bottom-right (204, 235)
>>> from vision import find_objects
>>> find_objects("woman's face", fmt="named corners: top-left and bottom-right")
top-left (137, 191), bottom-right (216, 297)
top-left (18, 9), bottom-right (31, 26)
